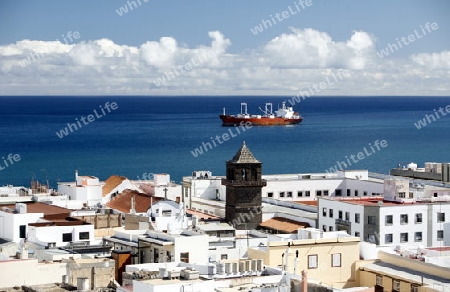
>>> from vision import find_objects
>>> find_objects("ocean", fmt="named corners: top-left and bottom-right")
top-left (0, 96), bottom-right (449, 187)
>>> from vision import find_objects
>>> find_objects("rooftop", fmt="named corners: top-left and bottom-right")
top-left (228, 142), bottom-right (260, 164)
top-left (0, 202), bottom-right (71, 216)
top-left (106, 189), bottom-right (161, 213)
top-left (259, 217), bottom-right (310, 233)
top-left (102, 174), bottom-right (127, 197)
top-left (186, 209), bottom-right (221, 220)
top-left (361, 261), bottom-right (450, 291)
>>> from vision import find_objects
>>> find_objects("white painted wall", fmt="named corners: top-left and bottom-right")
top-left (318, 199), bottom-right (364, 236)
top-left (428, 204), bottom-right (450, 247)
top-left (0, 259), bottom-right (66, 288)
top-left (379, 204), bottom-right (428, 246)
top-left (173, 234), bottom-right (209, 264)
top-left (0, 211), bottom-right (43, 242)
top-left (28, 224), bottom-right (94, 247)
top-left (445, 222), bottom-right (450, 246)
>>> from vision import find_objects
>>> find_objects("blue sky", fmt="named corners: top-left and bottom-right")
top-left (0, 0), bottom-right (449, 95)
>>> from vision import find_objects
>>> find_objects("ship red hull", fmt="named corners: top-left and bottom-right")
top-left (219, 115), bottom-right (303, 126)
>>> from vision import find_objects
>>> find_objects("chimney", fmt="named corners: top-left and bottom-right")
top-left (130, 195), bottom-right (136, 214)
top-left (301, 270), bottom-right (307, 292)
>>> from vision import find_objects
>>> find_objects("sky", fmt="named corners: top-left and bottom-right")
top-left (0, 0), bottom-right (449, 96)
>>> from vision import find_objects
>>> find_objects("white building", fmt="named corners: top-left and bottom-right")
top-left (0, 201), bottom-right (95, 247)
top-left (318, 178), bottom-right (450, 247)
top-left (146, 200), bottom-right (189, 232)
top-left (182, 170), bottom-right (384, 210)
top-left (57, 171), bottom-right (102, 207)
top-left (0, 203), bottom-right (44, 243)
top-left (104, 229), bottom-right (209, 265)
top-left (28, 220), bottom-right (94, 248)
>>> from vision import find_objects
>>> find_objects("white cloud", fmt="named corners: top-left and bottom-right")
top-left (411, 50), bottom-right (450, 70)
top-left (0, 28), bottom-right (449, 95)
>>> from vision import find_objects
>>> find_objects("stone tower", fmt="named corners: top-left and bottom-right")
top-left (222, 142), bottom-right (266, 230)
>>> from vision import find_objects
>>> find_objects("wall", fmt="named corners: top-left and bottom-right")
top-left (66, 258), bottom-right (115, 289)
top-left (318, 198), bottom-right (365, 237)
top-left (0, 259), bottom-right (66, 288)
top-left (378, 204), bottom-right (428, 246)
top-left (378, 251), bottom-right (450, 280)
top-left (0, 211), bottom-right (43, 242)
top-left (249, 239), bottom-right (360, 288)
top-left (28, 224), bottom-right (94, 247)
top-left (174, 234), bottom-right (209, 264)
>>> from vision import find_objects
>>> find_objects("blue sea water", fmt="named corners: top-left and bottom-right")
top-left (0, 96), bottom-right (449, 187)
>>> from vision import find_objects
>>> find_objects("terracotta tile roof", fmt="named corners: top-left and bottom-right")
top-left (0, 202), bottom-right (71, 218)
top-left (186, 209), bottom-right (221, 220)
top-left (294, 201), bottom-right (318, 206)
top-left (106, 189), bottom-right (161, 213)
top-left (259, 217), bottom-right (310, 233)
top-left (102, 175), bottom-right (127, 197)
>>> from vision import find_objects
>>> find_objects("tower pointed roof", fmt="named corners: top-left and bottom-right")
top-left (229, 142), bottom-right (261, 163)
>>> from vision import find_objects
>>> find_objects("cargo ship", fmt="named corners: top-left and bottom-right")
top-left (219, 102), bottom-right (303, 126)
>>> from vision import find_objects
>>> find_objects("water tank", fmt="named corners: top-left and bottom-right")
top-left (407, 163), bottom-right (418, 170)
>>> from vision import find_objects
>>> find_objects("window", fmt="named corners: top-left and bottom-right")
top-left (411, 285), bottom-right (419, 292)
top-left (355, 213), bottom-right (360, 223)
top-left (347, 189), bottom-right (351, 196)
top-left (297, 191), bottom-right (303, 197)
top-left (355, 190), bottom-right (359, 196)
top-left (331, 253), bottom-right (341, 267)
top-left (400, 214), bottom-right (408, 224)
top-left (308, 254), bottom-right (318, 269)
top-left (393, 280), bottom-right (400, 291)
top-left (437, 212), bottom-right (445, 222)
top-left (415, 213), bottom-right (422, 223)
top-left (322, 225), bottom-right (327, 232)
top-left (434, 192), bottom-right (438, 197)
top-left (267, 192), bottom-right (273, 198)
top-left (221, 254), bottom-right (228, 260)
top-left (355, 232), bottom-right (360, 237)
top-left (162, 210), bottom-right (172, 217)
top-left (322, 208), bottom-right (327, 217)
top-left (400, 232), bottom-right (408, 243)
top-left (287, 191), bottom-right (293, 197)
top-left (62, 233), bottom-right (73, 242)
top-left (437, 230), bottom-right (444, 241)
top-left (385, 234), bottom-right (393, 244)
top-left (368, 216), bottom-right (376, 225)
top-left (19, 225), bottom-right (26, 239)
top-left (385, 215), bottom-right (393, 225)
top-left (323, 190), bottom-right (329, 196)
top-left (329, 209), bottom-right (334, 218)
top-left (335, 189), bottom-right (342, 197)
top-left (79, 232), bottom-right (90, 240)
top-left (339, 211), bottom-right (343, 219)
top-left (316, 190), bottom-right (322, 197)
top-left (363, 191), bottom-right (367, 196)
top-left (279, 192), bottom-right (285, 198)
top-left (180, 252), bottom-right (189, 263)
top-left (376, 275), bottom-right (383, 286)
top-left (329, 226), bottom-right (333, 231)
top-left (414, 232), bottom-right (422, 242)
top-left (305, 191), bottom-right (310, 197)
top-left (399, 192), bottom-right (406, 198)
top-left (345, 212), bottom-right (350, 221)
